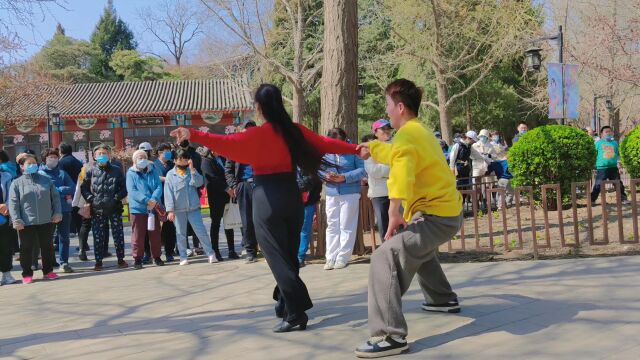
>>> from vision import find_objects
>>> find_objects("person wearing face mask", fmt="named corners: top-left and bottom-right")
top-left (178, 139), bottom-right (204, 254)
top-left (512, 122), bottom-right (528, 145)
top-left (591, 126), bottom-right (630, 204)
top-left (81, 144), bottom-right (129, 271)
top-left (490, 131), bottom-right (508, 161)
top-left (153, 143), bottom-right (177, 262)
top-left (126, 149), bottom-right (164, 269)
top-left (9, 153), bottom-right (62, 284)
top-left (471, 129), bottom-right (497, 177)
top-left (164, 149), bottom-right (217, 265)
top-left (38, 148), bottom-right (75, 273)
top-left (471, 129), bottom-right (496, 211)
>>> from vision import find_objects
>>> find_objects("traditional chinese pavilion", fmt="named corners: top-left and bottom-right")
top-left (0, 79), bottom-right (254, 160)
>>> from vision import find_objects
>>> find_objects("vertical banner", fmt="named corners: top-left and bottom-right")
top-left (564, 64), bottom-right (580, 119)
top-left (548, 63), bottom-right (580, 120)
top-left (547, 63), bottom-right (564, 119)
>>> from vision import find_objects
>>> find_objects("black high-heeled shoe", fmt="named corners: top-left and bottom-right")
top-left (272, 313), bottom-right (308, 333)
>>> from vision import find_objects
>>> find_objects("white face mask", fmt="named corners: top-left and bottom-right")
top-left (136, 159), bottom-right (149, 169)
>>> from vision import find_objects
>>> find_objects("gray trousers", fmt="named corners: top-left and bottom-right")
top-left (368, 212), bottom-right (463, 338)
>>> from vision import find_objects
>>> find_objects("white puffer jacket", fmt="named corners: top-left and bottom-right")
top-left (364, 157), bottom-right (390, 198)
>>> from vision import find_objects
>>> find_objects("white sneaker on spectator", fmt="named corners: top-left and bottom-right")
top-left (186, 249), bottom-right (195, 257)
top-left (334, 261), bottom-right (348, 269)
top-left (179, 259), bottom-right (189, 266)
top-left (324, 261), bottom-right (335, 270)
top-left (208, 255), bottom-right (218, 264)
top-left (1, 272), bottom-right (18, 285)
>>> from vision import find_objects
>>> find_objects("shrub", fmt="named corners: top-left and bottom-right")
top-left (509, 125), bottom-right (596, 205)
top-left (620, 125), bottom-right (640, 179)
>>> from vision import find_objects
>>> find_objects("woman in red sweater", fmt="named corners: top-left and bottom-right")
top-left (171, 84), bottom-right (359, 332)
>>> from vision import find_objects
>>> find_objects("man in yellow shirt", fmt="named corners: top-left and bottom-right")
top-left (355, 79), bottom-right (463, 358)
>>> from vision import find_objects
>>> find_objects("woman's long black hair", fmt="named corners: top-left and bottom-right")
top-left (254, 84), bottom-right (325, 178)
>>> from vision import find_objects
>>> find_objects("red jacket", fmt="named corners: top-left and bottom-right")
top-left (190, 123), bottom-right (358, 175)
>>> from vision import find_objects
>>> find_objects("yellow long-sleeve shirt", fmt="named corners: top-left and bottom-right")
top-left (369, 119), bottom-right (462, 221)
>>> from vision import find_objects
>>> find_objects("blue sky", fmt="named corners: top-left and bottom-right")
top-left (11, 0), bottom-right (177, 62)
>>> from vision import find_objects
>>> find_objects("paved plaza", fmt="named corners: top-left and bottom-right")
top-left (1, 220), bottom-right (639, 359)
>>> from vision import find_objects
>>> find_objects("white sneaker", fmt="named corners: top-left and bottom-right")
top-left (186, 249), bottom-right (195, 257)
top-left (323, 261), bottom-right (335, 270)
top-left (179, 259), bottom-right (189, 266)
top-left (1, 272), bottom-right (17, 285)
top-left (333, 261), bottom-right (348, 269)
top-left (208, 255), bottom-right (218, 264)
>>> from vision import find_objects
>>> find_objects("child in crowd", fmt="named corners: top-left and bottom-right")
top-left (164, 149), bottom-right (217, 265)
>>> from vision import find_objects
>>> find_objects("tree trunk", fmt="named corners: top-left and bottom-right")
top-left (465, 98), bottom-right (473, 131)
top-left (435, 72), bottom-right (452, 144)
top-left (320, 0), bottom-right (358, 141)
top-left (292, 83), bottom-right (305, 123)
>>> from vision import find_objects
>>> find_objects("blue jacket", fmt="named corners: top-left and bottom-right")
top-left (126, 165), bottom-right (163, 215)
top-left (0, 162), bottom-right (17, 179)
top-left (39, 165), bottom-right (75, 213)
top-left (164, 168), bottom-right (204, 213)
top-left (321, 153), bottom-right (366, 197)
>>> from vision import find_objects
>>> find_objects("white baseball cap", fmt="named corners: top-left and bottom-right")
top-left (138, 142), bottom-right (153, 151)
top-left (465, 130), bottom-right (478, 141)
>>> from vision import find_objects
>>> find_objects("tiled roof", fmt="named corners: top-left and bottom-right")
top-left (7, 79), bottom-right (253, 120)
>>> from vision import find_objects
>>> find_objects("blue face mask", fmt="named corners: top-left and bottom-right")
top-left (519, 130), bottom-right (527, 135)
top-left (137, 159), bottom-right (149, 169)
top-left (96, 154), bottom-right (109, 165)
top-left (163, 151), bottom-right (173, 161)
top-left (605, 135), bottom-right (614, 141)
top-left (25, 164), bottom-right (39, 174)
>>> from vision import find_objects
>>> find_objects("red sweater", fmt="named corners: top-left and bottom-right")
top-left (189, 123), bottom-right (358, 175)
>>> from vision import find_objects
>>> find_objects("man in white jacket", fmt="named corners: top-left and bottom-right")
top-left (364, 119), bottom-right (393, 241)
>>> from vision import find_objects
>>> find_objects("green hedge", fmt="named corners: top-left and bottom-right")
top-left (509, 125), bottom-right (596, 204)
top-left (620, 125), bottom-right (640, 178)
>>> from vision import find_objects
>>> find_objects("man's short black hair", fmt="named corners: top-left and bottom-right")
top-left (361, 134), bottom-right (376, 143)
top-left (244, 120), bottom-right (257, 129)
top-left (93, 143), bottom-right (111, 153)
top-left (600, 125), bottom-right (612, 134)
top-left (385, 79), bottom-right (423, 116)
top-left (175, 148), bottom-right (191, 160)
top-left (518, 121), bottom-right (528, 127)
top-left (0, 150), bottom-right (9, 163)
top-left (59, 142), bottom-right (72, 155)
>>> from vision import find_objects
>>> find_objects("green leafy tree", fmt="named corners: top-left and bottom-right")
top-left (90, 0), bottom-right (137, 80)
top-left (109, 50), bottom-right (171, 81)
top-left (31, 23), bottom-right (102, 83)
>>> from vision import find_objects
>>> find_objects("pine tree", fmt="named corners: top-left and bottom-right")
top-left (89, 0), bottom-right (137, 80)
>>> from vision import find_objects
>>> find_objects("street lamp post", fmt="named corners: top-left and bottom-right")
top-left (524, 26), bottom-right (565, 125)
top-left (593, 95), bottom-right (612, 132)
top-left (46, 101), bottom-right (60, 149)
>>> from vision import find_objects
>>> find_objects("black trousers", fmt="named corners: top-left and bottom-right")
top-left (253, 173), bottom-right (311, 321)
top-left (19, 223), bottom-right (55, 277)
top-left (161, 221), bottom-right (176, 256)
top-left (237, 181), bottom-right (257, 256)
top-left (0, 222), bottom-right (16, 272)
top-left (78, 216), bottom-right (91, 253)
top-left (591, 167), bottom-right (628, 202)
top-left (208, 191), bottom-right (235, 255)
top-left (371, 196), bottom-right (390, 241)
top-left (70, 207), bottom-right (82, 234)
